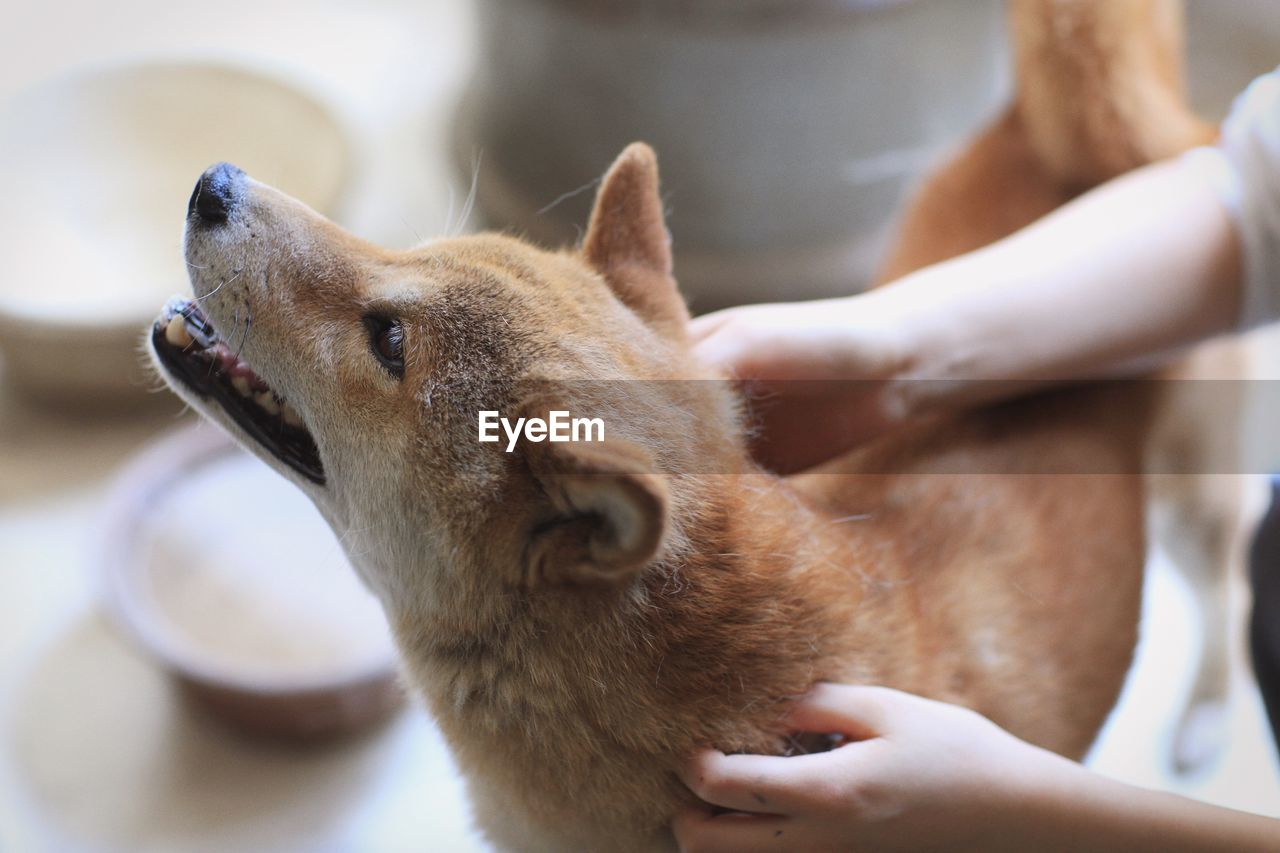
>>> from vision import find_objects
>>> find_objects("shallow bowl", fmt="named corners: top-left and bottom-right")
top-left (99, 423), bottom-right (403, 742)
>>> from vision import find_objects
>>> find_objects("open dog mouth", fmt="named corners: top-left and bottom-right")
top-left (151, 298), bottom-right (325, 485)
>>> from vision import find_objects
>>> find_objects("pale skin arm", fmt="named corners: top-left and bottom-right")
top-left (673, 685), bottom-right (1280, 853)
top-left (691, 158), bottom-right (1244, 473)
top-left (681, 162), bottom-right (1271, 847)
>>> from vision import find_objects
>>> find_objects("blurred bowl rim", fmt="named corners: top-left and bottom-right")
top-left (97, 421), bottom-right (400, 698)
top-left (0, 55), bottom-right (355, 330)
top-left (536, 0), bottom-right (919, 23)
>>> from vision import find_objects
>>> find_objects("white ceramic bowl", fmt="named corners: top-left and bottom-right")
top-left (0, 60), bottom-right (350, 407)
top-left (99, 423), bottom-right (403, 741)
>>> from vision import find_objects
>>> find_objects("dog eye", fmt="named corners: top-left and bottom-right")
top-left (364, 316), bottom-right (405, 379)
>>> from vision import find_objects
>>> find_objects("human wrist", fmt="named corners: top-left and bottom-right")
top-left (816, 292), bottom-right (915, 434)
top-left (848, 273), bottom-right (956, 426)
top-left (862, 259), bottom-right (1047, 423)
top-left (1002, 752), bottom-right (1191, 853)
top-left (966, 740), bottom-right (1115, 849)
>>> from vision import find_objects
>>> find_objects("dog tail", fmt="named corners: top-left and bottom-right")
top-left (1008, 0), bottom-right (1215, 191)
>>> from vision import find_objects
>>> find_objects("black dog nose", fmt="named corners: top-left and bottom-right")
top-left (188, 162), bottom-right (244, 224)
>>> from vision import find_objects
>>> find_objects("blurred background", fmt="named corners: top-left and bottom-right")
top-left (1, 0), bottom-right (1279, 850)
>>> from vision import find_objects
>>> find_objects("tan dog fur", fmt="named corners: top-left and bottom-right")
top-left (153, 0), bottom-right (1235, 848)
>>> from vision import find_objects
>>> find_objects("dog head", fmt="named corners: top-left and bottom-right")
top-left (150, 144), bottom-right (743, 611)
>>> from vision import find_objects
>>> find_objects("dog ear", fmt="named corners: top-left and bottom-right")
top-left (583, 143), bottom-right (690, 330)
top-left (522, 436), bottom-right (669, 587)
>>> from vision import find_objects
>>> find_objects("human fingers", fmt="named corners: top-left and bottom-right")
top-left (690, 321), bottom-right (758, 377)
top-left (672, 805), bottom-right (794, 853)
top-left (687, 308), bottom-right (738, 342)
top-left (680, 748), bottom-right (856, 816)
top-left (747, 390), bottom-right (896, 474)
top-left (782, 683), bottom-right (911, 740)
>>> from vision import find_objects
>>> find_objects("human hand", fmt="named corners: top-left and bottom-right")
top-left (689, 298), bottom-right (913, 474)
top-left (673, 684), bottom-right (1077, 853)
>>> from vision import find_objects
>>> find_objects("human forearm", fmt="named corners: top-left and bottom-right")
top-left (1015, 753), bottom-right (1279, 853)
top-left (688, 159), bottom-right (1244, 467)
top-left (867, 158), bottom-right (1243, 419)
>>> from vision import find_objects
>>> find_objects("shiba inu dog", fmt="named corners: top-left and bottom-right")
top-left (149, 1), bottom-right (1239, 848)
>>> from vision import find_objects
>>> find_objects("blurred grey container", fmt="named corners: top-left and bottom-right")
top-left (453, 0), bottom-right (1280, 312)
top-left (454, 0), bottom-right (1009, 310)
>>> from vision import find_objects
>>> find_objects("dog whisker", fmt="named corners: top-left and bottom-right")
top-left (196, 266), bottom-right (243, 304)
top-left (234, 311), bottom-right (253, 362)
top-left (537, 175), bottom-right (601, 217)
top-left (453, 149), bottom-right (483, 237)
top-left (1011, 580), bottom-right (1045, 604)
top-left (205, 306), bottom-right (240, 382)
top-left (399, 214), bottom-right (425, 247)
top-left (443, 181), bottom-right (456, 238)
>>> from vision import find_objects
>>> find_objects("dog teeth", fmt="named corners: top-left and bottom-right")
top-left (165, 315), bottom-right (194, 348)
top-left (230, 370), bottom-right (302, 427)
top-left (255, 392), bottom-right (280, 416)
